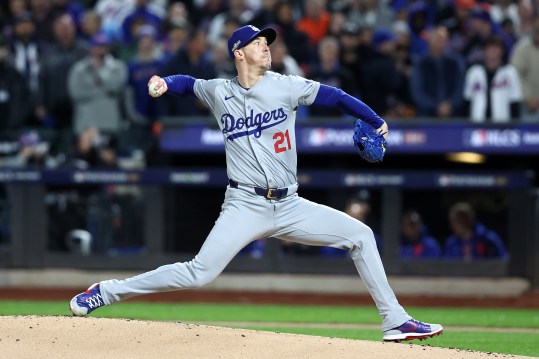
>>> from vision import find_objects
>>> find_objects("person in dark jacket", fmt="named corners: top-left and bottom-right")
top-left (307, 36), bottom-right (356, 117)
top-left (400, 210), bottom-right (441, 259)
top-left (36, 14), bottom-right (88, 130)
top-left (410, 26), bottom-right (464, 118)
top-left (0, 34), bottom-right (32, 131)
top-left (9, 12), bottom-right (43, 95)
top-left (273, 0), bottom-right (311, 68)
top-left (121, 0), bottom-right (164, 44)
top-left (159, 27), bottom-right (216, 118)
top-left (360, 29), bottom-right (403, 116)
top-left (444, 202), bottom-right (508, 260)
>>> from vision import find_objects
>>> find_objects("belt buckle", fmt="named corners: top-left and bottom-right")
top-left (266, 188), bottom-right (278, 199)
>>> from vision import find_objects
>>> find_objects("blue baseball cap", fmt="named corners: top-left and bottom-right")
top-left (372, 29), bottom-right (396, 47)
top-left (228, 25), bottom-right (277, 59)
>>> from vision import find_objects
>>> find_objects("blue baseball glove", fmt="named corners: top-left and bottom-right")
top-left (353, 119), bottom-right (387, 163)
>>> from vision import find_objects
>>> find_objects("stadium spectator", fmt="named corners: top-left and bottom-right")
top-left (348, 0), bottom-right (394, 30)
top-left (463, 35), bottom-right (522, 122)
top-left (444, 0), bottom-right (476, 59)
top-left (161, 1), bottom-right (189, 33)
top-left (29, 0), bottom-right (56, 44)
top-left (68, 126), bottom-right (117, 169)
top-left (490, 0), bottom-right (520, 32)
top-left (297, 0), bottom-right (330, 48)
top-left (516, 0), bottom-right (535, 36)
top-left (80, 10), bottom-right (102, 43)
top-left (191, 0), bottom-right (227, 29)
top-left (328, 11), bottom-right (347, 38)
top-left (250, 0), bottom-right (278, 30)
top-left (51, 0), bottom-right (86, 30)
top-left (0, 131), bottom-right (50, 167)
top-left (67, 34), bottom-right (128, 135)
top-left (9, 12), bottom-right (43, 95)
top-left (391, 21), bottom-right (415, 118)
top-left (338, 21), bottom-right (363, 93)
top-left (400, 210), bottom-right (441, 259)
top-left (120, 0), bottom-right (165, 44)
top-left (94, 0), bottom-right (135, 42)
top-left (306, 36), bottom-right (356, 117)
top-left (444, 202), bottom-right (508, 260)
top-left (273, 0), bottom-right (310, 68)
top-left (499, 17), bottom-right (520, 53)
top-left (462, 8), bottom-right (499, 66)
top-left (0, 34), bottom-right (33, 131)
top-left (406, 1), bottom-right (430, 59)
top-left (410, 26), bottom-right (464, 118)
top-left (269, 38), bottom-right (303, 77)
top-left (36, 14), bottom-right (88, 130)
top-left (5, 0), bottom-right (31, 31)
top-left (161, 18), bottom-right (190, 61)
top-left (210, 37), bottom-right (236, 79)
top-left (360, 28), bottom-right (403, 117)
top-left (510, 15), bottom-right (539, 122)
top-left (125, 25), bottom-right (164, 126)
top-left (159, 28), bottom-right (216, 118)
top-left (207, 0), bottom-right (253, 46)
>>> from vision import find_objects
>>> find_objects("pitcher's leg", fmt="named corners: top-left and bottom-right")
top-left (100, 190), bottom-right (273, 305)
top-left (275, 196), bottom-right (409, 331)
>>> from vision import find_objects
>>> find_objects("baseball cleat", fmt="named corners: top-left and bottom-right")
top-left (69, 283), bottom-right (105, 317)
top-left (383, 318), bottom-right (443, 342)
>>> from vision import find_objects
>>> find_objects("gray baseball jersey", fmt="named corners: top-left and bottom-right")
top-left (193, 71), bottom-right (319, 188)
top-left (98, 71), bottom-right (410, 332)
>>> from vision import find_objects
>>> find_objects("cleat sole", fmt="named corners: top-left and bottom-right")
top-left (384, 329), bottom-right (443, 342)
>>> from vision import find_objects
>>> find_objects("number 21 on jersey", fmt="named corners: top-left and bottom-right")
top-left (273, 130), bottom-right (292, 153)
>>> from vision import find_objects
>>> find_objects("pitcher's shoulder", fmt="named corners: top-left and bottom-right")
top-left (196, 77), bottom-right (231, 91)
top-left (265, 71), bottom-right (292, 81)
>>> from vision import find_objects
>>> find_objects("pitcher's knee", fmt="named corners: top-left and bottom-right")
top-left (171, 262), bottom-right (219, 288)
top-left (188, 269), bottom-right (217, 288)
top-left (350, 226), bottom-right (376, 249)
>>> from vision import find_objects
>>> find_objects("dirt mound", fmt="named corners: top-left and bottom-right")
top-left (0, 316), bottom-right (525, 359)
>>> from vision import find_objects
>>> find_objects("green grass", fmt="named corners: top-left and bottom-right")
top-left (1, 301), bottom-right (539, 357)
top-left (2, 301), bottom-right (537, 328)
top-left (240, 327), bottom-right (539, 357)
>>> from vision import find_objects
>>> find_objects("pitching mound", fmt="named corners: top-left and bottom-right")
top-left (0, 316), bottom-right (524, 359)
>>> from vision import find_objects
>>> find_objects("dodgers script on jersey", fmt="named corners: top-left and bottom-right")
top-left (193, 71), bottom-right (320, 188)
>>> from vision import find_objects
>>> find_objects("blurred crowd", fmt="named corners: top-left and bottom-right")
top-left (0, 0), bottom-right (538, 169)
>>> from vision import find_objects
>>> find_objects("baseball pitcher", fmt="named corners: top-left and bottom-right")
top-left (70, 25), bottom-right (443, 342)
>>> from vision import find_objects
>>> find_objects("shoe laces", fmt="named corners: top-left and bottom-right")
top-left (84, 291), bottom-right (104, 309)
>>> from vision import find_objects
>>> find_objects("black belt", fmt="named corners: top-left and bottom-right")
top-left (229, 179), bottom-right (289, 200)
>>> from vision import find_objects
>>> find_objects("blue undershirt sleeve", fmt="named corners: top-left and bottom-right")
top-left (163, 75), bottom-right (196, 97)
top-left (313, 84), bottom-right (385, 129)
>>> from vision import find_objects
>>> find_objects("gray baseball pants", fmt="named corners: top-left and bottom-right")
top-left (99, 185), bottom-right (410, 331)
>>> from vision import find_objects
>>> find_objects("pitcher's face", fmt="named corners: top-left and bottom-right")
top-left (241, 36), bottom-right (272, 70)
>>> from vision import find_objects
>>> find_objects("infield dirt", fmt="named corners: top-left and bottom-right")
top-left (0, 315), bottom-right (530, 359)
